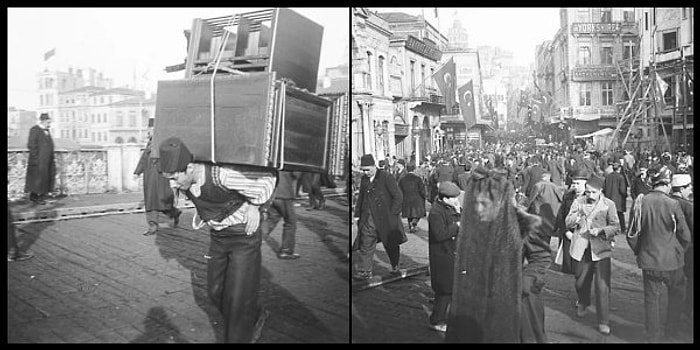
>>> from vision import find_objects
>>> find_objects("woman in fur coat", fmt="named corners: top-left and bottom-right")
top-left (446, 166), bottom-right (552, 343)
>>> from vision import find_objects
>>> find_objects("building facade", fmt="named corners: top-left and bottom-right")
top-left (548, 8), bottom-right (639, 137)
top-left (7, 108), bottom-right (37, 143)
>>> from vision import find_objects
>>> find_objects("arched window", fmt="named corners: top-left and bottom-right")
top-left (377, 55), bottom-right (385, 95)
top-left (366, 51), bottom-right (373, 91)
top-left (115, 137), bottom-right (124, 144)
top-left (128, 137), bottom-right (138, 143)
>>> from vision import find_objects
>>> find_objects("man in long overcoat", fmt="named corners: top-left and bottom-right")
top-left (670, 173), bottom-right (693, 325)
top-left (134, 123), bottom-right (181, 235)
top-left (399, 164), bottom-right (427, 233)
top-left (353, 154), bottom-right (405, 279)
top-left (603, 162), bottom-right (628, 232)
top-left (526, 171), bottom-right (564, 237)
top-left (446, 167), bottom-right (551, 343)
top-left (25, 113), bottom-right (55, 204)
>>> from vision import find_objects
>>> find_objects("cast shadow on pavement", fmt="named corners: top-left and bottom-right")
top-left (130, 307), bottom-right (190, 343)
top-left (258, 266), bottom-right (340, 342)
top-left (154, 224), bottom-right (224, 343)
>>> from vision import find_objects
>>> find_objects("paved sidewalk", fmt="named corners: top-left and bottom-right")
top-left (8, 194), bottom-right (349, 343)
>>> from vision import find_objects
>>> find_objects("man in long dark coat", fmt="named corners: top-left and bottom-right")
top-left (134, 123), bottom-right (181, 235)
top-left (446, 167), bottom-right (551, 343)
top-left (353, 154), bottom-right (405, 280)
top-left (427, 181), bottom-right (462, 332)
top-left (399, 164), bottom-right (426, 233)
top-left (670, 173), bottom-right (694, 329)
top-left (553, 168), bottom-right (588, 275)
top-left (25, 113), bottom-right (55, 205)
top-left (603, 162), bottom-right (628, 233)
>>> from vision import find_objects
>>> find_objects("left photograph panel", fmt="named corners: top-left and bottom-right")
top-left (7, 7), bottom-right (351, 343)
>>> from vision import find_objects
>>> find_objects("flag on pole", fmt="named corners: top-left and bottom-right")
top-left (433, 57), bottom-right (456, 113)
top-left (44, 48), bottom-right (56, 61)
top-left (687, 70), bottom-right (694, 112)
top-left (655, 72), bottom-right (668, 110)
top-left (458, 80), bottom-right (476, 130)
top-left (676, 75), bottom-right (682, 108)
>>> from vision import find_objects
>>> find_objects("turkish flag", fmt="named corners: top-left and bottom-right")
top-left (434, 57), bottom-right (456, 113)
top-left (459, 80), bottom-right (476, 130)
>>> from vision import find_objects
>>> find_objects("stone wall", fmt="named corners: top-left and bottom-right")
top-left (7, 144), bottom-right (145, 201)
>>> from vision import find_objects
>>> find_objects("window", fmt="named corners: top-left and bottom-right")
top-left (421, 64), bottom-right (426, 96)
top-left (578, 45), bottom-right (591, 65)
top-left (366, 51), bottom-right (372, 91)
top-left (602, 82), bottom-right (614, 106)
top-left (377, 55), bottom-right (385, 95)
top-left (577, 9), bottom-right (590, 22)
top-left (623, 40), bottom-right (635, 60)
top-left (645, 12), bottom-right (649, 31)
top-left (600, 45), bottom-right (614, 65)
top-left (40, 95), bottom-right (44, 106)
top-left (129, 113), bottom-right (137, 127)
top-left (623, 10), bottom-right (634, 23)
top-left (410, 60), bottom-right (416, 94)
top-left (100, 96), bottom-right (104, 104)
top-left (116, 111), bottom-right (123, 126)
top-left (601, 8), bottom-right (612, 23)
top-left (91, 114), bottom-right (95, 123)
top-left (579, 83), bottom-right (591, 106)
top-left (662, 30), bottom-right (678, 51)
top-left (72, 129), bottom-right (76, 139)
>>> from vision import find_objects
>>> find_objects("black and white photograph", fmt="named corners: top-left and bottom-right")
top-left (350, 7), bottom-right (693, 343)
top-left (8, 7), bottom-right (350, 343)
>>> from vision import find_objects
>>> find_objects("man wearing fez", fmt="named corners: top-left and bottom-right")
top-left (352, 154), bottom-right (405, 280)
top-left (134, 118), bottom-right (182, 235)
top-left (158, 137), bottom-right (276, 343)
top-left (25, 113), bottom-right (55, 205)
top-left (565, 173), bottom-right (620, 335)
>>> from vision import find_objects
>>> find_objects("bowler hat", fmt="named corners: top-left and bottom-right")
top-left (158, 137), bottom-right (193, 173)
top-left (39, 113), bottom-right (50, 121)
top-left (438, 181), bottom-right (461, 198)
top-left (360, 154), bottom-right (375, 167)
top-left (586, 174), bottom-right (605, 190)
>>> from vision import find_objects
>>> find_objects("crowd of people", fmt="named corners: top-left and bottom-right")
top-left (351, 139), bottom-right (693, 342)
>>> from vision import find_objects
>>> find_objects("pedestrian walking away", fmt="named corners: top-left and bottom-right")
top-left (159, 137), bottom-right (276, 343)
top-left (399, 163), bottom-right (427, 233)
top-left (134, 119), bottom-right (181, 236)
top-left (627, 166), bottom-right (691, 342)
top-left (352, 154), bottom-right (406, 280)
top-left (263, 170), bottom-right (302, 259)
top-left (24, 113), bottom-right (56, 205)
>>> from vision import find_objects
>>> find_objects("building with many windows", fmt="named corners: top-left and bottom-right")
top-left (545, 8), bottom-right (639, 137)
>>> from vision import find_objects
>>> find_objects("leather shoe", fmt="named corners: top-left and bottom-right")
top-left (576, 301), bottom-right (587, 318)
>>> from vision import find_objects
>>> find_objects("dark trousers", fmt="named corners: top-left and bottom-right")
top-left (684, 247), bottom-right (694, 318)
top-left (207, 225), bottom-right (264, 343)
top-left (430, 294), bottom-right (451, 325)
top-left (353, 212), bottom-right (400, 273)
top-left (574, 248), bottom-right (611, 325)
top-left (266, 198), bottom-right (297, 253)
top-left (617, 211), bottom-right (626, 233)
top-left (309, 182), bottom-right (325, 208)
top-left (642, 268), bottom-right (686, 340)
top-left (407, 218), bottom-right (421, 230)
top-left (7, 208), bottom-right (18, 252)
top-left (146, 208), bottom-right (180, 228)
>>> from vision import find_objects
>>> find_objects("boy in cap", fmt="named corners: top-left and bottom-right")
top-left (158, 137), bottom-right (276, 343)
top-left (427, 181), bottom-right (462, 332)
top-left (565, 173), bottom-right (620, 335)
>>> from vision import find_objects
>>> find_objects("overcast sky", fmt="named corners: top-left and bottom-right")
top-left (8, 7), bottom-right (349, 110)
top-left (371, 7), bottom-right (560, 66)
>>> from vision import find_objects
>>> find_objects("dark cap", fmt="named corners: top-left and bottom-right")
top-left (571, 167), bottom-right (589, 180)
top-left (438, 181), bottom-right (461, 198)
top-left (158, 137), bottom-right (193, 173)
top-left (586, 174), bottom-right (605, 190)
top-left (397, 159), bottom-right (406, 166)
top-left (39, 113), bottom-right (50, 121)
top-left (360, 154), bottom-right (375, 167)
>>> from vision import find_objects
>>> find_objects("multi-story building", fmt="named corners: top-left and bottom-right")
top-left (108, 96), bottom-right (155, 145)
top-left (317, 62), bottom-right (350, 95)
top-left (548, 8), bottom-right (639, 138)
top-left (637, 7), bottom-right (694, 149)
top-left (352, 8), bottom-right (393, 163)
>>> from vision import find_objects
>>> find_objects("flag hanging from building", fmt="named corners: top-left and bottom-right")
top-left (44, 48), bottom-right (56, 61)
top-left (655, 72), bottom-right (668, 110)
top-left (433, 57), bottom-right (456, 113)
top-left (458, 80), bottom-right (476, 130)
top-left (687, 70), bottom-right (694, 112)
top-left (531, 98), bottom-right (543, 123)
top-left (676, 75), bottom-right (682, 108)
